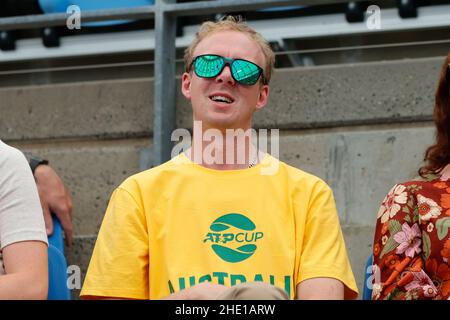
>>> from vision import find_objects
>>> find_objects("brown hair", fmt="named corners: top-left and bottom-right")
top-left (419, 53), bottom-right (450, 177)
top-left (183, 15), bottom-right (275, 85)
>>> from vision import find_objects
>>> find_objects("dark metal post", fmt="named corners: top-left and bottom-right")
top-left (152, 0), bottom-right (177, 166)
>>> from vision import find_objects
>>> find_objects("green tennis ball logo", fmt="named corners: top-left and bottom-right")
top-left (203, 213), bottom-right (264, 263)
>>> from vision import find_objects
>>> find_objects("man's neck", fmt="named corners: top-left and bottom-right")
top-left (187, 123), bottom-right (261, 170)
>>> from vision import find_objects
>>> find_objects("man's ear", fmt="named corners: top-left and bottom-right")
top-left (255, 84), bottom-right (269, 111)
top-left (181, 72), bottom-right (192, 100)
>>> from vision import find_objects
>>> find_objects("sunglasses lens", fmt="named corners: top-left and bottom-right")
top-left (193, 55), bottom-right (263, 85)
top-left (232, 60), bottom-right (262, 85)
top-left (194, 55), bottom-right (224, 78)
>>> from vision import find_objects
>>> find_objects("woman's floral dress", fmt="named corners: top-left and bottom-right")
top-left (372, 168), bottom-right (450, 300)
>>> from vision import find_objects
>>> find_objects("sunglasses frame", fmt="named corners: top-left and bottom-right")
top-left (189, 54), bottom-right (267, 85)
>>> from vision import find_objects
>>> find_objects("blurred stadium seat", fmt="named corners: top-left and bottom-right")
top-left (47, 216), bottom-right (71, 300)
top-left (38, 0), bottom-right (155, 27)
top-left (1, 1), bottom-right (449, 72)
top-left (48, 244), bottom-right (71, 300)
top-left (37, 0), bottom-right (155, 47)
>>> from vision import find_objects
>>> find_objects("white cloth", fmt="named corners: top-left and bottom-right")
top-left (0, 140), bottom-right (48, 275)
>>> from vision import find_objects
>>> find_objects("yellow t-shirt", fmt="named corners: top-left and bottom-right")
top-left (80, 153), bottom-right (358, 299)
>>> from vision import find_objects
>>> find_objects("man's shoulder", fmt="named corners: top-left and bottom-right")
top-left (0, 140), bottom-right (28, 168)
top-left (118, 154), bottom-right (186, 189)
top-left (384, 175), bottom-right (442, 197)
top-left (277, 158), bottom-right (329, 188)
top-left (0, 140), bottom-right (22, 157)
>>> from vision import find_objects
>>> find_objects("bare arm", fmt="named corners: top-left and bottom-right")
top-left (83, 282), bottom-right (229, 300)
top-left (164, 282), bottom-right (229, 300)
top-left (0, 241), bottom-right (48, 299)
top-left (34, 165), bottom-right (73, 247)
top-left (296, 278), bottom-right (344, 300)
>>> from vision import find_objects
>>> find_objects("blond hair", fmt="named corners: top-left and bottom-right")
top-left (184, 15), bottom-right (275, 85)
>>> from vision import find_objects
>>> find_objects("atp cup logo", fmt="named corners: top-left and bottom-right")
top-left (203, 213), bottom-right (264, 263)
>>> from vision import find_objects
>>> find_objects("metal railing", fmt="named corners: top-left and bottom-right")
top-left (0, 0), bottom-right (375, 167)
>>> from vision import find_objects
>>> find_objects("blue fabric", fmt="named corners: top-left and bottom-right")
top-left (362, 255), bottom-right (373, 300)
top-left (38, 0), bottom-right (154, 26)
top-left (259, 6), bottom-right (306, 12)
top-left (48, 244), bottom-right (71, 300)
top-left (47, 217), bottom-right (71, 300)
top-left (48, 215), bottom-right (64, 253)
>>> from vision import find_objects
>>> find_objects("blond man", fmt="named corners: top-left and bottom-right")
top-left (80, 16), bottom-right (358, 300)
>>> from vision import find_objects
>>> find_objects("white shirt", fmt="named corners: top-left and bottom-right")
top-left (0, 140), bottom-right (48, 275)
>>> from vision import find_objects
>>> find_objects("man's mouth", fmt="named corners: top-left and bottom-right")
top-left (209, 95), bottom-right (234, 104)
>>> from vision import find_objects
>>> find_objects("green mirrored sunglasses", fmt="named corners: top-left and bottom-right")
top-left (190, 54), bottom-right (266, 86)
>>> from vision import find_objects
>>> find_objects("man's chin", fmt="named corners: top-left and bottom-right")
top-left (196, 115), bottom-right (238, 130)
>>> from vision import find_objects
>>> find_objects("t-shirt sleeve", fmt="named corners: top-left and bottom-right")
top-left (295, 179), bottom-right (359, 299)
top-left (0, 145), bottom-right (48, 250)
top-left (80, 184), bottom-right (149, 299)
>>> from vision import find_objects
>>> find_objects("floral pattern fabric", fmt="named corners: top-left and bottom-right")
top-left (372, 172), bottom-right (450, 300)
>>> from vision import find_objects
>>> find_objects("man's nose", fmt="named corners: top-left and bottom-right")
top-left (215, 64), bottom-right (236, 85)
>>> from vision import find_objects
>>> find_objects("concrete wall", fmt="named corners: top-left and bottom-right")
top-left (0, 56), bottom-right (443, 298)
